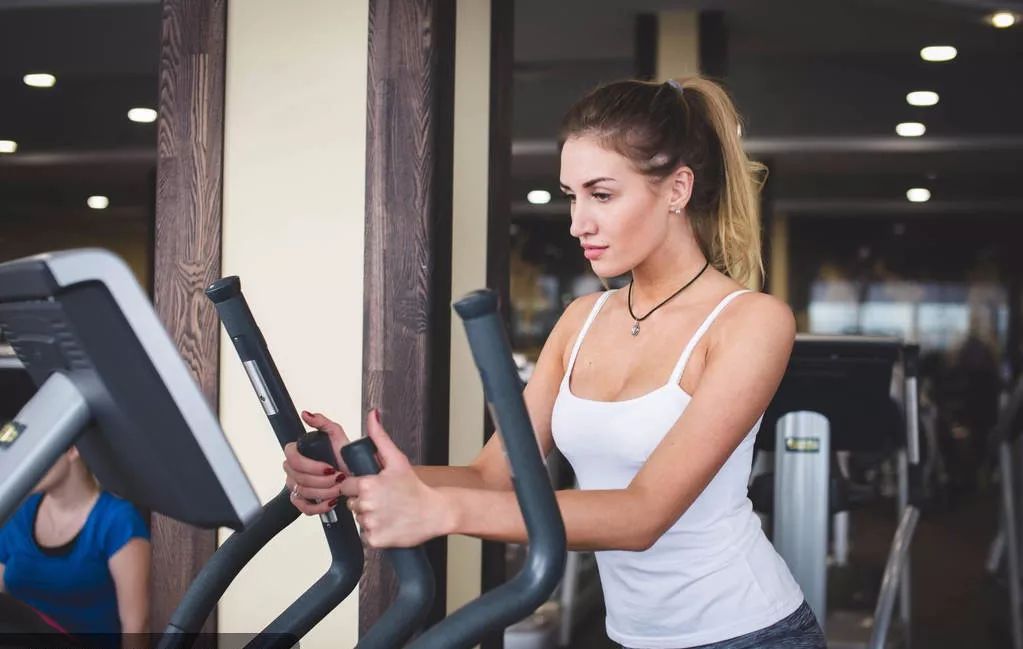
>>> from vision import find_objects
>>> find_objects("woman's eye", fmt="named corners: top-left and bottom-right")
top-left (593, 192), bottom-right (611, 202)
top-left (564, 194), bottom-right (577, 203)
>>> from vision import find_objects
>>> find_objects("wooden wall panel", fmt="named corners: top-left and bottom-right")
top-left (150, 0), bottom-right (227, 634)
top-left (362, 0), bottom-right (457, 635)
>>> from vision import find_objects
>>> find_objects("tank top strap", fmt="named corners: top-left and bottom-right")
top-left (668, 289), bottom-right (753, 386)
top-left (565, 290), bottom-right (616, 377)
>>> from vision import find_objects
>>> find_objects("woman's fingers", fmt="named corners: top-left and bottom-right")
top-left (299, 410), bottom-right (352, 472)
top-left (283, 442), bottom-right (344, 480)
top-left (286, 481), bottom-right (339, 515)
top-left (285, 469), bottom-right (345, 501)
top-left (282, 458), bottom-right (344, 490)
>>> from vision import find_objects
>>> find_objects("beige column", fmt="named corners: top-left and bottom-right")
top-left (656, 11), bottom-right (700, 81)
top-left (768, 213), bottom-right (790, 302)
top-left (218, 1), bottom-right (369, 646)
top-left (447, 0), bottom-right (491, 616)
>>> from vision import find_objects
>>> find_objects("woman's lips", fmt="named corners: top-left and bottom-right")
top-left (583, 246), bottom-right (607, 260)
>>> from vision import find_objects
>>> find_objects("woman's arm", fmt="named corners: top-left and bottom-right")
top-left (345, 294), bottom-right (795, 552)
top-left (109, 538), bottom-right (151, 638)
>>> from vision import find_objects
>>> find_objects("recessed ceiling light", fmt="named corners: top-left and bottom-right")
top-left (127, 108), bottom-right (158, 123)
top-left (23, 73), bottom-right (56, 88)
top-left (896, 122), bottom-right (926, 137)
top-left (527, 190), bottom-right (552, 205)
top-left (920, 45), bottom-right (957, 62)
top-left (87, 195), bottom-right (110, 210)
top-left (990, 12), bottom-right (1018, 28)
top-left (0, 140), bottom-right (16, 154)
top-left (906, 188), bottom-right (931, 203)
top-left (906, 91), bottom-right (939, 107)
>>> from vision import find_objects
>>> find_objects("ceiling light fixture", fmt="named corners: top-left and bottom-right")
top-left (920, 45), bottom-right (957, 62)
top-left (990, 12), bottom-right (1017, 28)
top-left (906, 91), bottom-right (939, 107)
top-left (127, 108), bottom-right (158, 123)
top-left (23, 73), bottom-right (56, 88)
top-left (906, 188), bottom-right (931, 203)
top-left (527, 190), bottom-right (552, 205)
top-left (896, 122), bottom-right (926, 137)
top-left (0, 140), bottom-right (17, 154)
top-left (87, 195), bottom-right (110, 210)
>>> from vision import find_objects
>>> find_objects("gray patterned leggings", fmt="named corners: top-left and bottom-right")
top-left (622, 601), bottom-right (826, 649)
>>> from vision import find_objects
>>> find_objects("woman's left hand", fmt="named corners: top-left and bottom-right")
top-left (339, 409), bottom-right (455, 548)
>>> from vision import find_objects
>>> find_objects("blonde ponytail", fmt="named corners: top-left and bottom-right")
top-left (678, 77), bottom-right (766, 289)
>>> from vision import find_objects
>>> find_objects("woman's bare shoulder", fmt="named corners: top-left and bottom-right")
top-left (547, 291), bottom-right (608, 355)
top-left (714, 290), bottom-right (796, 345)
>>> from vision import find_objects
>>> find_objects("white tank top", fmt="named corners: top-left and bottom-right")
top-left (551, 289), bottom-right (804, 649)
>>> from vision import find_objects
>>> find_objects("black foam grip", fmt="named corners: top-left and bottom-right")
top-left (205, 275), bottom-right (242, 304)
top-left (338, 436), bottom-right (435, 648)
top-left (451, 288), bottom-right (498, 321)
top-left (341, 438), bottom-right (379, 475)
top-left (297, 430), bottom-right (339, 470)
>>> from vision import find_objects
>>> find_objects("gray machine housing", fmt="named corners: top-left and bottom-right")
top-left (0, 249), bottom-right (260, 529)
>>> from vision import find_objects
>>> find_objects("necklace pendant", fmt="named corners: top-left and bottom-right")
top-left (631, 322), bottom-right (640, 336)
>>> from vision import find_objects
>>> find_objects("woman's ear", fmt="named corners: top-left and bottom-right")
top-left (669, 166), bottom-right (694, 211)
top-left (66, 445), bottom-right (81, 462)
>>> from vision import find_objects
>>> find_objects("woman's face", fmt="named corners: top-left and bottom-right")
top-left (559, 135), bottom-right (676, 278)
top-left (32, 447), bottom-right (77, 493)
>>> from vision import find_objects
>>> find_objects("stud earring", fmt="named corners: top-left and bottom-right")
top-left (670, 206), bottom-right (682, 215)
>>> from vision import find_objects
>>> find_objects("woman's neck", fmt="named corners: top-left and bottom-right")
top-left (629, 222), bottom-right (709, 308)
top-left (45, 467), bottom-right (100, 512)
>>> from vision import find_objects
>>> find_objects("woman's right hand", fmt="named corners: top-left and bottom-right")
top-left (283, 411), bottom-right (351, 515)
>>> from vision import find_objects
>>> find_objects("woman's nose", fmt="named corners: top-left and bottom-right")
top-left (569, 205), bottom-right (596, 239)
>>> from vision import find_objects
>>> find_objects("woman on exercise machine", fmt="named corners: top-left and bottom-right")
top-left (284, 76), bottom-right (824, 649)
top-left (0, 445), bottom-right (150, 646)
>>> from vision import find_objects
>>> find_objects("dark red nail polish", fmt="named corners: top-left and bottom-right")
top-left (328, 498), bottom-right (339, 507)
top-left (323, 467), bottom-right (336, 476)
top-left (335, 473), bottom-right (346, 483)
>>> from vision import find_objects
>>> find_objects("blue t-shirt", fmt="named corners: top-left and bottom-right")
top-left (0, 491), bottom-right (149, 635)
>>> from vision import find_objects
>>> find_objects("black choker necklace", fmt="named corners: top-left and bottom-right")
top-left (627, 261), bottom-right (710, 336)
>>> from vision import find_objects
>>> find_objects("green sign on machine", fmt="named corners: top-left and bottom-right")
top-left (785, 436), bottom-right (821, 453)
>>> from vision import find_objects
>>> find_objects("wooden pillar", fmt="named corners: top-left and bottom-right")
top-left (362, 0), bottom-right (457, 634)
top-left (150, 0), bottom-right (226, 634)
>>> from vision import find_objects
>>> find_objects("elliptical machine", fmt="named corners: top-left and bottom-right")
top-left (752, 336), bottom-right (922, 649)
top-left (0, 248), bottom-right (566, 649)
top-left (988, 373), bottom-right (1023, 649)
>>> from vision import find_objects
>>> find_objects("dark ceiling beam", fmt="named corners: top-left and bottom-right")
top-left (511, 198), bottom-right (1023, 218)
top-left (0, 149), bottom-right (155, 167)
top-left (776, 198), bottom-right (1023, 216)
top-left (512, 135), bottom-right (1023, 157)
top-left (745, 136), bottom-right (1023, 155)
top-left (0, 0), bottom-right (157, 8)
top-left (927, 0), bottom-right (1023, 12)
top-left (513, 57), bottom-right (633, 80)
top-left (0, 205), bottom-right (146, 220)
